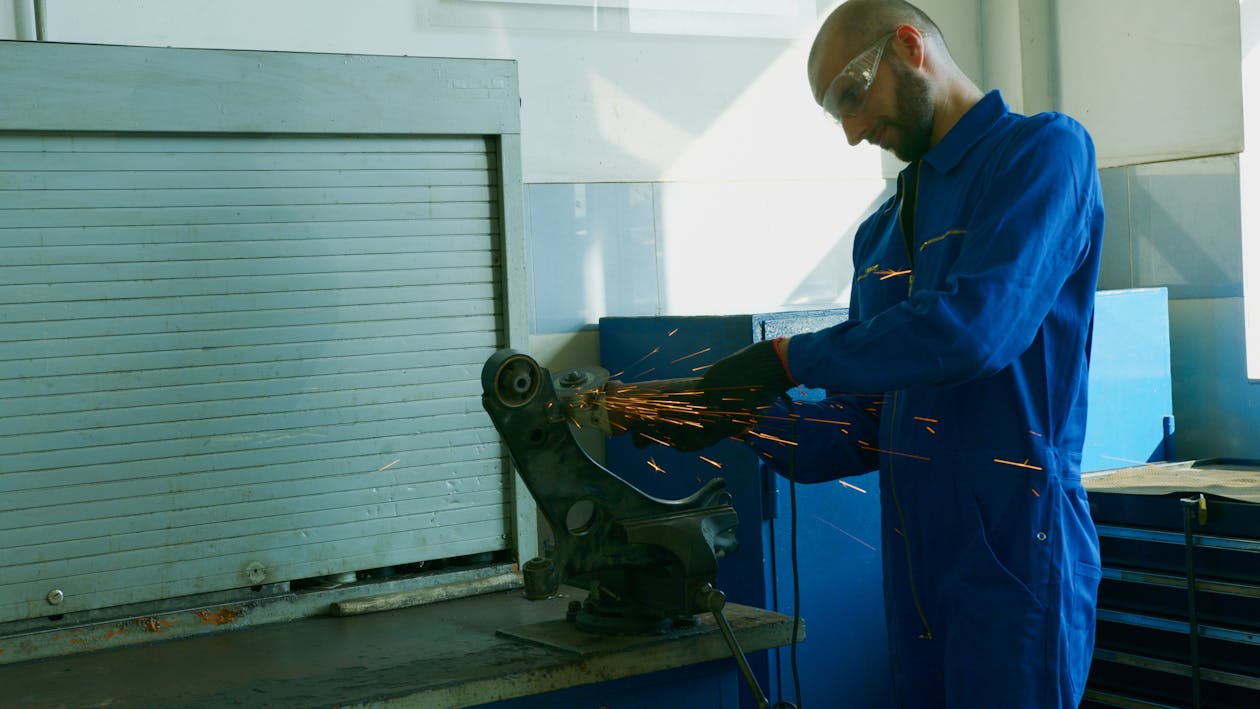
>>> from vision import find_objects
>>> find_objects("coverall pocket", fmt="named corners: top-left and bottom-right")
top-left (961, 503), bottom-right (1048, 613)
top-left (1066, 559), bottom-right (1102, 698)
top-left (960, 489), bottom-right (1049, 613)
top-left (941, 494), bottom-right (1053, 707)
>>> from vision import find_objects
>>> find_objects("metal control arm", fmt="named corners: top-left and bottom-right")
top-left (481, 349), bottom-right (739, 634)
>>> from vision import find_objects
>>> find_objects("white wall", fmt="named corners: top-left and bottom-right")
top-left (1055, 0), bottom-right (1243, 168)
top-left (1243, 0), bottom-right (1260, 379)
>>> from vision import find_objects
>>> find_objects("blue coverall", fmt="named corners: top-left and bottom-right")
top-left (750, 91), bottom-right (1103, 708)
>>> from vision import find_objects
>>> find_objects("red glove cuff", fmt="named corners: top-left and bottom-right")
top-left (770, 337), bottom-right (798, 386)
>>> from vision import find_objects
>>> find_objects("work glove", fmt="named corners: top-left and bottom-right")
top-left (622, 338), bottom-right (795, 452)
top-left (700, 337), bottom-right (795, 411)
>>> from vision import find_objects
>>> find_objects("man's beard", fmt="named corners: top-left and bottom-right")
top-left (887, 60), bottom-right (934, 162)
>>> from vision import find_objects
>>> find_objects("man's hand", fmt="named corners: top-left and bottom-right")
top-left (615, 338), bottom-right (795, 452)
top-left (700, 337), bottom-right (795, 411)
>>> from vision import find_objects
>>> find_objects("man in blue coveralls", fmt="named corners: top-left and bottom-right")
top-left (631, 0), bottom-right (1105, 706)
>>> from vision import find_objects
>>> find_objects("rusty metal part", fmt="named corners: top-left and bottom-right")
top-left (481, 349), bottom-right (739, 634)
top-left (552, 366), bottom-right (612, 434)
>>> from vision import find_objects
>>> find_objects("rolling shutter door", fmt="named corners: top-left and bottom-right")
top-left (0, 43), bottom-right (527, 625)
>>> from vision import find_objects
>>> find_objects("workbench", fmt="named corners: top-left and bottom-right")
top-left (1, 586), bottom-right (800, 708)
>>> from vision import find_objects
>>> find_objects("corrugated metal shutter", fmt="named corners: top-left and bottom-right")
top-left (0, 42), bottom-right (527, 626)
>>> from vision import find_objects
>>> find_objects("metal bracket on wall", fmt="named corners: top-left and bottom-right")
top-left (1164, 415), bottom-right (1177, 461)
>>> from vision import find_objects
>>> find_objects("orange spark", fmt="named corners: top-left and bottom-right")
top-left (667, 328), bottom-right (680, 336)
top-left (647, 458), bottom-right (667, 474)
top-left (748, 431), bottom-right (798, 446)
top-left (878, 269), bottom-right (912, 280)
top-left (925, 426), bottom-right (936, 434)
top-left (1029, 430), bottom-right (1043, 437)
top-left (817, 516), bottom-right (876, 551)
top-left (691, 364), bottom-right (714, 372)
top-left (893, 527), bottom-right (905, 538)
top-left (378, 459), bottom-right (401, 472)
top-left (839, 479), bottom-right (867, 493)
top-left (671, 347), bottom-right (711, 364)
top-left (994, 458), bottom-right (1043, 471)
top-left (913, 416), bottom-right (938, 423)
top-left (861, 444), bottom-right (931, 461)
top-left (802, 417), bottom-right (854, 426)
top-left (627, 346), bottom-right (661, 370)
top-left (639, 433), bottom-right (671, 447)
top-left (1031, 488), bottom-right (1040, 497)
top-left (699, 456), bottom-right (723, 469)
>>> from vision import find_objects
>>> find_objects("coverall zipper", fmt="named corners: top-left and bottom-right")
top-left (891, 163), bottom-right (933, 640)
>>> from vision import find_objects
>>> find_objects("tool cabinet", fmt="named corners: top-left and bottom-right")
top-left (1083, 459), bottom-right (1260, 709)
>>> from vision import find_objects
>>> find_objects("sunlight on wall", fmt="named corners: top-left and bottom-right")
top-left (660, 42), bottom-right (883, 183)
top-left (586, 71), bottom-right (696, 170)
top-left (584, 35), bottom-right (888, 316)
top-left (655, 178), bottom-right (881, 315)
top-left (655, 44), bottom-right (884, 314)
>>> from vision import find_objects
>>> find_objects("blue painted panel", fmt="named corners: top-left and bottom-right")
top-left (1084, 288), bottom-right (1175, 471)
top-left (767, 409), bottom-right (888, 709)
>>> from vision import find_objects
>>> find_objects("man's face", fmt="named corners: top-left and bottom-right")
top-left (881, 58), bottom-right (934, 162)
top-left (814, 32), bottom-right (936, 162)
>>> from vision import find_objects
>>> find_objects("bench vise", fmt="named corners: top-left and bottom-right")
top-left (480, 349), bottom-right (739, 635)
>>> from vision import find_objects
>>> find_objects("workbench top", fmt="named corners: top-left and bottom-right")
top-left (1, 587), bottom-right (800, 708)
top-left (1084, 458), bottom-right (1260, 503)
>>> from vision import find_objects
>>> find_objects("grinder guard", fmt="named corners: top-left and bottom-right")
top-left (481, 349), bottom-right (739, 634)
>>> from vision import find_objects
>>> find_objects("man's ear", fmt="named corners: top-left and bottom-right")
top-left (891, 23), bottom-right (926, 70)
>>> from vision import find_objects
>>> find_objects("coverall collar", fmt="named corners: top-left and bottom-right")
top-left (922, 90), bottom-right (1008, 174)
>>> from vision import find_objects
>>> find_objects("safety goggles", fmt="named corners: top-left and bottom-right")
top-left (821, 32), bottom-right (895, 122)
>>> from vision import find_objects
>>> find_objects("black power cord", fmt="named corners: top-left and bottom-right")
top-left (785, 415), bottom-right (802, 709)
top-left (761, 416), bottom-right (802, 709)
top-left (761, 483), bottom-right (802, 709)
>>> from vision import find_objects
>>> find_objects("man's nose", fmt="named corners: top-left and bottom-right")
top-left (841, 115), bottom-right (865, 146)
